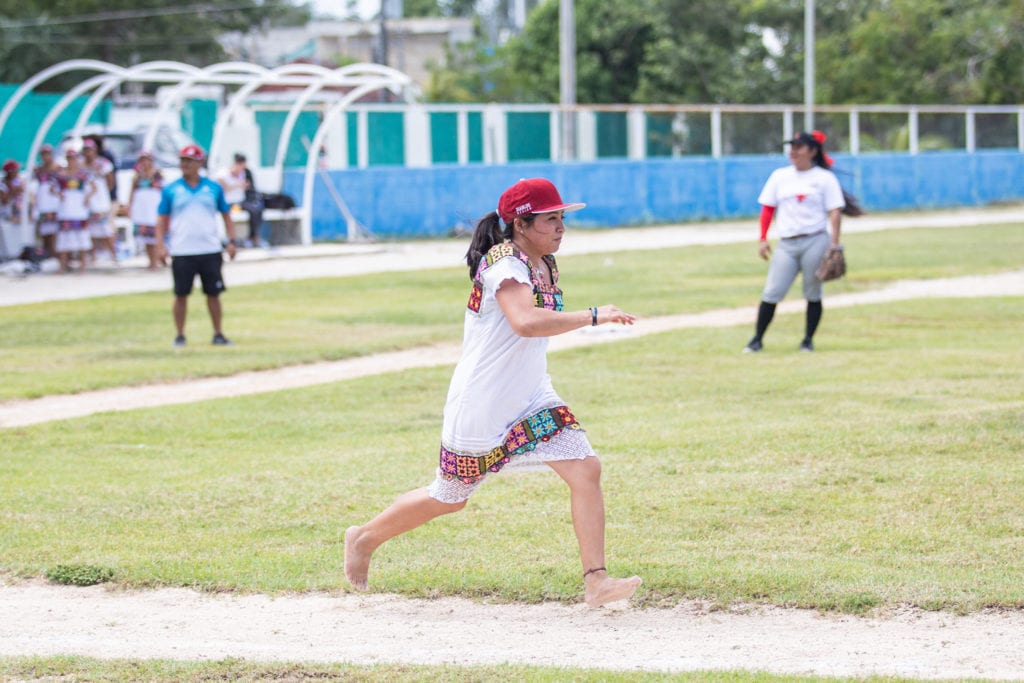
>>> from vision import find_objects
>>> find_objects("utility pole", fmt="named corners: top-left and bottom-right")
top-left (804, 0), bottom-right (815, 131)
top-left (559, 0), bottom-right (576, 161)
top-left (376, 3), bottom-right (389, 67)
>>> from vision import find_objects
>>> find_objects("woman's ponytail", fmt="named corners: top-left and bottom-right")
top-left (840, 190), bottom-right (864, 217)
top-left (810, 131), bottom-right (864, 217)
top-left (465, 211), bottom-right (512, 279)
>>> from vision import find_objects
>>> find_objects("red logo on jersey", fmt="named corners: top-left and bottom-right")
top-left (796, 194), bottom-right (807, 202)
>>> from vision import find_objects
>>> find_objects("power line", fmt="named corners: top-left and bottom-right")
top-left (0, 2), bottom-right (274, 29)
top-left (1, 34), bottom-right (230, 47)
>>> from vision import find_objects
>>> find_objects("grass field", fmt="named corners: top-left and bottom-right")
top-left (1, 224), bottom-right (1021, 400)
top-left (2, 222), bottom-right (1022, 606)
top-left (3, 295), bottom-right (1021, 609)
top-left (1, 222), bottom-right (1022, 680)
top-left (0, 655), bottom-right (907, 682)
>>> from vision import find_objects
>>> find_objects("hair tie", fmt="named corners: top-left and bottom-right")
top-left (811, 130), bottom-right (827, 144)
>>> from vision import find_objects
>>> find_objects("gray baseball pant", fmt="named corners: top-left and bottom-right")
top-left (761, 231), bottom-right (831, 303)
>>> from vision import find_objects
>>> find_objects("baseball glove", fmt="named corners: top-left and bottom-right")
top-left (816, 245), bottom-right (846, 281)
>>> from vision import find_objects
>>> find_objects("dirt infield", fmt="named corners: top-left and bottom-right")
top-left (2, 579), bottom-right (1023, 679)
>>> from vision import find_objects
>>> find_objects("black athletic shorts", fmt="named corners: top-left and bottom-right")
top-left (172, 252), bottom-right (226, 297)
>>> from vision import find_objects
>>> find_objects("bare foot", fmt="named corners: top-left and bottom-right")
top-left (344, 526), bottom-right (371, 591)
top-left (584, 572), bottom-right (642, 607)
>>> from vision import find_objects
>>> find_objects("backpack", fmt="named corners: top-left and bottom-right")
top-left (262, 193), bottom-right (296, 210)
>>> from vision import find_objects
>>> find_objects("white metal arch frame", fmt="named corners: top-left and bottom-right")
top-left (145, 60), bottom-right (271, 160)
top-left (0, 60), bottom-right (129, 239)
top-left (301, 71), bottom-right (413, 242)
top-left (0, 59), bottom-right (117, 135)
top-left (72, 61), bottom-right (208, 140)
top-left (203, 61), bottom-right (412, 242)
top-left (7, 61), bottom-right (211, 235)
top-left (273, 62), bottom-right (415, 176)
top-left (0, 59), bottom-right (414, 249)
top-left (210, 62), bottom-right (333, 177)
top-left (211, 62), bottom-right (413, 192)
top-left (266, 63), bottom-right (346, 175)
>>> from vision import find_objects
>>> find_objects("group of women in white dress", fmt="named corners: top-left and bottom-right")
top-left (1, 141), bottom-right (165, 272)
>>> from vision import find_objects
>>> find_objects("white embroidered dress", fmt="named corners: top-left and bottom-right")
top-left (429, 242), bottom-right (593, 504)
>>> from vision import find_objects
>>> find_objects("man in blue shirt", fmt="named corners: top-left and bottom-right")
top-left (155, 145), bottom-right (238, 347)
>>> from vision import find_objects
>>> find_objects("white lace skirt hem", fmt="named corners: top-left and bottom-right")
top-left (427, 427), bottom-right (594, 504)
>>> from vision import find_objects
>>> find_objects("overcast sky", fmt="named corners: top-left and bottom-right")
top-left (308, 0), bottom-right (376, 20)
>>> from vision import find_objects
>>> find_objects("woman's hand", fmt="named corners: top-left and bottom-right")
top-left (595, 305), bottom-right (636, 326)
top-left (496, 282), bottom-right (637, 337)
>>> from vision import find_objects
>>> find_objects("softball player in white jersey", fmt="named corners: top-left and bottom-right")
top-left (745, 130), bottom-right (862, 353)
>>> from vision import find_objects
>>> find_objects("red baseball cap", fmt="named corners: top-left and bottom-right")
top-left (497, 178), bottom-right (585, 223)
top-left (2, 159), bottom-right (18, 173)
top-left (179, 144), bottom-right (206, 161)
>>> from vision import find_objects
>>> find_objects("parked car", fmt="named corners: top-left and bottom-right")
top-left (60, 124), bottom-right (200, 170)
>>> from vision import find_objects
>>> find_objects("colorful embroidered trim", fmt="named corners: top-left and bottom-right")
top-left (467, 241), bottom-right (562, 313)
top-left (439, 405), bottom-right (582, 484)
top-left (535, 290), bottom-right (563, 310)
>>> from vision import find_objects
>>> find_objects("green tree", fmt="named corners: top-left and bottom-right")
top-left (815, 0), bottom-right (1024, 104)
top-left (402, 0), bottom-right (477, 17)
top-left (424, 39), bottom-right (504, 103)
top-left (495, 0), bottom-right (657, 104)
top-left (0, 0), bottom-right (308, 90)
top-left (635, 0), bottom-right (780, 104)
top-left (425, 0), bottom-right (1023, 106)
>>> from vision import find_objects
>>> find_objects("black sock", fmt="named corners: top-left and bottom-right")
top-left (754, 301), bottom-right (776, 341)
top-left (805, 301), bottom-right (823, 341)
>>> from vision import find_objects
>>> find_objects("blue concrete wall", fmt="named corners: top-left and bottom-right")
top-left (281, 150), bottom-right (1024, 241)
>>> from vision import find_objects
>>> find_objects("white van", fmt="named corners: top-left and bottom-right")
top-left (61, 124), bottom-right (199, 169)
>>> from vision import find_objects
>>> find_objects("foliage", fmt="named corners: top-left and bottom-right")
top-left (3, 0), bottom-right (1020, 105)
top-left (45, 564), bottom-right (116, 586)
top-left (403, 0), bottom-right (477, 18)
top-left (425, 0), bottom-right (659, 104)
top-left (0, 0), bottom-right (310, 90)
top-left (495, 0), bottom-right (657, 104)
top-left (814, 0), bottom-right (1024, 104)
top-left (424, 34), bottom-right (503, 103)
top-left (635, 0), bottom-right (782, 105)
top-left (422, 0), bottom-right (1024, 105)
